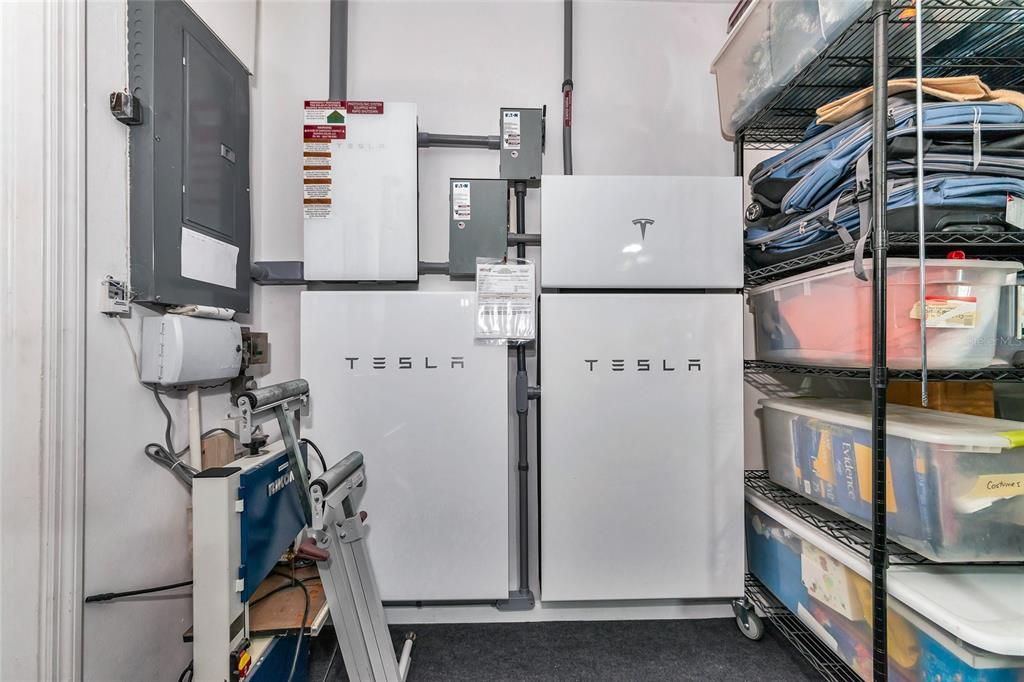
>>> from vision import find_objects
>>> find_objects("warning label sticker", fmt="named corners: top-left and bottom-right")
top-left (346, 101), bottom-right (385, 115)
top-left (910, 295), bottom-right (978, 328)
top-left (453, 181), bottom-right (471, 221)
top-left (304, 100), bottom-right (346, 220)
top-left (502, 110), bottom-right (521, 150)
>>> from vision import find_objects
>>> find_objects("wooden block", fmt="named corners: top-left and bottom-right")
top-left (249, 566), bottom-right (327, 634)
top-left (201, 431), bottom-right (237, 470)
top-left (888, 381), bottom-right (994, 418)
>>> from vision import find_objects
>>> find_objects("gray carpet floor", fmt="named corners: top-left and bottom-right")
top-left (308, 618), bottom-right (819, 681)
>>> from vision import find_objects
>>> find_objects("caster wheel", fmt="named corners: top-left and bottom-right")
top-left (736, 610), bottom-right (765, 641)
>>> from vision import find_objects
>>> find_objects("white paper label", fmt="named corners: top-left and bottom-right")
top-left (180, 227), bottom-right (239, 289)
top-left (910, 296), bottom-right (977, 328)
top-left (453, 181), bottom-right (471, 221)
top-left (502, 111), bottom-right (521, 150)
top-left (1007, 194), bottom-right (1024, 230)
top-left (476, 260), bottom-right (535, 343)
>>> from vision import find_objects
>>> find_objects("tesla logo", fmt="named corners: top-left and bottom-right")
top-left (344, 356), bottom-right (466, 370)
top-left (583, 359), bottom-right (702, 372)
top-left (631, 218), bottom-right (655, 240)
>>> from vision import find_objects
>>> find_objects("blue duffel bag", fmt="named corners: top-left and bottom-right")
top-left (745, 174), bottom-right (1024, 266)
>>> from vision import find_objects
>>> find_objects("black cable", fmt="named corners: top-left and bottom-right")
top-left (177, 660), bottom-right (193, 682)
top-left (85, 579), bottom-right (193, 603)
top-left (270, 570), bottom-right (310, 682)
top-left (299, 438), bottom-right (328, 474)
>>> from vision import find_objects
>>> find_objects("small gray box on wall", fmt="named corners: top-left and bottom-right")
top-left (128, 0), bottom-right (252, 312)
top-left (499, 108), bottom-right (543, 183)
top-left (449, 179), bottom-right (510, 278)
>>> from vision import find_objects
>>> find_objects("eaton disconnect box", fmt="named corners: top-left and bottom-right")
top-left (300, 291), bottom-right (510, 601)
top-left (539, 293), bottom-right (744, 601)
top-left (448, 178), bottom-right (509, 277)
top-left (540, 175), bottom-right (743, 289)
top-left (303, 101), bottom-right (418, 282)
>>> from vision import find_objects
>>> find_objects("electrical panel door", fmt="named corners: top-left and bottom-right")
top-left (128, 0), bottom-right (251, 311)
top-left (301, 291), bottom-right (510, 601)
top-left (539, 293), bottom-right (744, 601)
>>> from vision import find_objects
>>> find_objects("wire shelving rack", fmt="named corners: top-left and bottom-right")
top-left (730, 2), bottom-right (1024, 680)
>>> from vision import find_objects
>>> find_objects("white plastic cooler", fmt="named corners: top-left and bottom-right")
top-left (748, 258), bottom-right (1022, 369)
top-left (760, 397), bottom-right (1024, 562)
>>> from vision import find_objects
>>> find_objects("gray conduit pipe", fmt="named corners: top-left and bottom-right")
top-left (562, 0), bottom-right (574, 174)
top-left (417, 133), bottom-right (501, 150)
top-left (329, 0), bottom-right (348, 100)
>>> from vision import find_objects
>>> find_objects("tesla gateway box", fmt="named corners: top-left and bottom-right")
top-left (540, 175), bottom-right (743, 289)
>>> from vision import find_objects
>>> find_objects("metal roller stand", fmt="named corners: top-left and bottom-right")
top-left (310, 453), bottom-right (415, 682)
top-left (233, 379), bottom-right (314, 523)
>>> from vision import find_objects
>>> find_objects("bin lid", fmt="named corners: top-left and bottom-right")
top-left (747, 489), bottom-right (1024, 656)
top-left (760, 397), bottom-right (1024, 453)
top-left (748, 257), bottom-right (1022, 296)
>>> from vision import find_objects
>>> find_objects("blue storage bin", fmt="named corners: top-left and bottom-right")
top-left (745, 495), bottom-right (1024, 681)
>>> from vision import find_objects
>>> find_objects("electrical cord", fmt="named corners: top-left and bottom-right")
top-left (177, 660), bottom-right (193, 682)
top-left (85, 579), bottom-right (193, 603)
top-left (146, 387), bottom-right (240, 487)
top-left (299, 438), bottom-right (328, 475)
top-left (269, 570), bottom-right (310, 682)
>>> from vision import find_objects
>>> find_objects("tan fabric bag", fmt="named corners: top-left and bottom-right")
top-left (816, 76), bottom-right (993, 124)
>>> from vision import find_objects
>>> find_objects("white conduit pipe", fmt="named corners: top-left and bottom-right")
top-left (188, 385), bottom-right (203, 470)
top-left (916, 0), bottom-right (928, 406)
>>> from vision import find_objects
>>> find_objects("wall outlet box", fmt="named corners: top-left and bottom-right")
top-left (140, 315), bottom-right (243, 386)
top-left (98, 278), bottom-right (130, 316)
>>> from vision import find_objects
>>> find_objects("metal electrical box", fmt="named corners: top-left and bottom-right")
top-left (301, 291), bottom-right (510, 601)
top-left (499, 108), bottom-right (543, 182)
top-left (303, 102), bottom-right (419, 282)
top-left (128, 0), bottom-right (252, 312)
top-left (448, 178), bottom-right (509, 277)
top-left (540, 175), bottom-right (743, 289)
top-left (539, 293), bottom-right (744, 601)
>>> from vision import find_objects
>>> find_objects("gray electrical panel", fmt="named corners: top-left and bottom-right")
top-left (128, 0), bottom-right (252, 312)
top-left (449, 179), bottom-right (510, 278)
top-left (499, 108), bottom-right (544, 183)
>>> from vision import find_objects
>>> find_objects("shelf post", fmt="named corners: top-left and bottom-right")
top-left (869, 0), bottom-right (891, 680)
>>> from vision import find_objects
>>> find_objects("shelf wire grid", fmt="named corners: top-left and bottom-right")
top-left (744, 575), bottom-right (864, 682)
top-left (744, 359), bottom-right (1024, 383)
top-left (745, 470), bottom-right (1024, 567)
top-left (736, 1), bottom-right (1024, 145)
top-left (745, 234), bottom-right (1024, 288)
top-left (746, 470), bottom-right (934, 565)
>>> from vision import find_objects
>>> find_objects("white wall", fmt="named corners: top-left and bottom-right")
top-left (79, 1), bottom-right (740, 676)
top-left (82, 2), bottom-right (257, 681)
top-left (253, 0), bottom-right (737, 624)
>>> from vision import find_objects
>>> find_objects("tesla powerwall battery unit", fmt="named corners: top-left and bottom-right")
top-left (540, 175), bottom-right (743, 289)
top-left (301, 291), bottom-right (509, 601)
top-left (539, 293), bottom-right (744, 601)
top-left (303, 101), bottom-right (418, 282)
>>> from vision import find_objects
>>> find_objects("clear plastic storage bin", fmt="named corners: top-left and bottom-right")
top-left (746, 496), bottom-right (1024, 681)
top-left (760, 397), bottom-right (1024, 562)
top-left (748, 258), bottom-right (1022, 369)
top-left (711, 0), bottom-right (868, 138)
